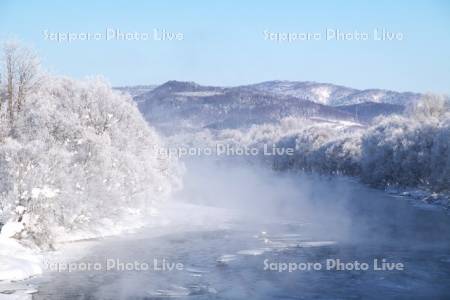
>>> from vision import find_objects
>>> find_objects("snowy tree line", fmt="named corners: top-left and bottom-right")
top-left (270, 95), bottom-right (450, 192)
top-left (174, 94), bottom-right (449, 193)
top-left (359, 95), bottom-right (450, 191)
top-left (0, 43), bottom-right (181, 248)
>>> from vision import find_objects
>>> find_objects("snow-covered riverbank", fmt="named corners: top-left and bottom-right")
top-left (0, 198), bottom-right (237, 299)
top-left (0, 237), bottom-right (42, 282)
top-left (0, 236), bottom-right (42, 299)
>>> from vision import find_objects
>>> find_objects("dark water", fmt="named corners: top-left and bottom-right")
top-left (32, 163), bottom-right (450, 300)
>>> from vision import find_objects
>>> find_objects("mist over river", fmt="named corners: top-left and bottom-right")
top-left (29, 158), bottom-right (450, 299)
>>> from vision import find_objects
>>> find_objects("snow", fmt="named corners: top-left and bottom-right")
top-left (0, 237), bottom-right (42, 282)
top-left (311, 86), bottom-right (332, 104)
top-left (0, 223), bottom-right (24, 239)
top-left (30, 186), bottom-right (59, 199)
top-left (0, 75), bottom-right (182, 250)
top-left (0, 199), bottom-right (234, 296)
top-left (0, 61), bottom-right (182, 290)
top-left (0, 44), bottom-right (448, 299)
top-left (0, 281), bottom-right (37, 300)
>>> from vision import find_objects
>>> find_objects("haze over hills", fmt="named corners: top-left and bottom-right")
top-left (119, 80), bottom-right (419, 130)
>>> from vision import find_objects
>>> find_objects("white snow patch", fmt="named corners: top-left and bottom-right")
top-left (0, 237), bottom-right (42, 282)
top-left (0, 281), bottom-right (38, 300)
top-left (31, 186), bottom-right (59, 199)
top-left (0, 223), bottom-right (24, 239)
top-left (311, 86), bottom-right (332, 104)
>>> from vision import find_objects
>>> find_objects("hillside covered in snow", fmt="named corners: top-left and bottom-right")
top-left (240, 80), bottom-right (421, 106)
top-left (133, 80), bottom-right (418, 132)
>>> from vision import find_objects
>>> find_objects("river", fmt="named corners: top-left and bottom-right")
top-left (31, 159), bottom-right (450, 299)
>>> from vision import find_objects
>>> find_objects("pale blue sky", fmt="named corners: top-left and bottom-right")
top-left (1, 0), bottom-right (449, 93)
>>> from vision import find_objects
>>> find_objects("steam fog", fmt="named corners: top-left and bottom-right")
top-left (174, 157), bottom-right (352, 240)
top-left (33, 156), bottom-right (450, 299)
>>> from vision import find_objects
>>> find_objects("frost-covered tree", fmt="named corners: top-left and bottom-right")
top-left (361, 95), bottom-right (450, 190)
top-left (406, 93), bottom-right (450, 122)
top-left (1, 42), bottom-right (40, 126)
top-left (0, 45), bottom-right (182, 248)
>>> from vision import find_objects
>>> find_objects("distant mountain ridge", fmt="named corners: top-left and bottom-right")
top-left (236, 80), bottom-right (421, 106)
top-left (123, 80), bottom-right (420, 131)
